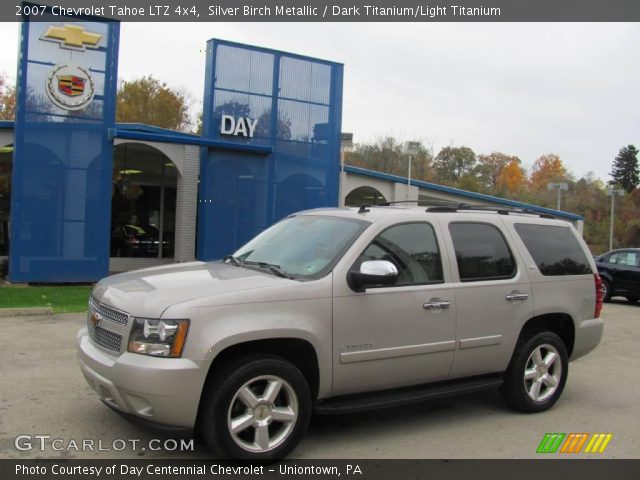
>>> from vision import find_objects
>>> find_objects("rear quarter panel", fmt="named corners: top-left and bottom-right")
top-left (502, 218), bottom-right (597, 323)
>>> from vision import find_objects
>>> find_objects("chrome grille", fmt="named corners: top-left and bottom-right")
top-left (89, 296), bottom-right (129, 325)
top-left (87, 321), bottom-right (123, 352)
top-left (87, 297), bottom-right (130, 353)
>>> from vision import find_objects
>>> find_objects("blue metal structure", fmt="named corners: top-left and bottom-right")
top-left (198, 40), bottom-right (344, 260)
top-left (9, 10), bottom-right (119, 282)
top-left (343, 165), bottom-right (584, 221)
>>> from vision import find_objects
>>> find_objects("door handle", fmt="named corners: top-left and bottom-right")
top-left (506, 291), bottom-right (529, 301)
top-left (423, 298), bottom-right (452, 310)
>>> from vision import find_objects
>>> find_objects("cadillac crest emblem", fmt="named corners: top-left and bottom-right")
top-left (46, 64), bottom-right (95, 111)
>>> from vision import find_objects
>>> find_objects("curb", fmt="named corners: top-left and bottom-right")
top-left (0, 307), bottom-right (54, 317)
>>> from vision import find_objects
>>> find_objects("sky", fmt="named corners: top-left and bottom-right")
top-left (1, 21), bottom-right (639, 182)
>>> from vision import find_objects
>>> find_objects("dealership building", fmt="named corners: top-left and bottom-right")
top-left (0, 15), bottom-right (582, 283)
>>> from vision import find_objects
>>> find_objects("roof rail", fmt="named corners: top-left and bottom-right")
top-left (352, 202), bottom-right (557, 219)
top-left (426, 203), bottom-right (556, 219)
top-left (376, 200), bottom-right (420, 206)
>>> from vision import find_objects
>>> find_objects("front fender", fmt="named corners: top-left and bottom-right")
top-left (165, 298), bottom-right (333, 399)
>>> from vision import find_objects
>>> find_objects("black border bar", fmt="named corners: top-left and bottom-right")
top-left (3, 0), bottom-right (640, 22)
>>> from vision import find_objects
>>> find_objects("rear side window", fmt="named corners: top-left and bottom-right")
top-left (514, 224), bottom-right (592, 276)
top-left (449, 223), bottom-right (516, 282)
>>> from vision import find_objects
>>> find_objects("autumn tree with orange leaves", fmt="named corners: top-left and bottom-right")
top-left (529, 154), bottom-right (568, 191)
top-left (496, 159), bottom-right (527, 195)
top-left (476, 152), bottom-right (519, 191)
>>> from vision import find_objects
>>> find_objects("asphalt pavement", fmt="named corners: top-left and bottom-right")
top-left (0, 300), bottom-right (638, 459)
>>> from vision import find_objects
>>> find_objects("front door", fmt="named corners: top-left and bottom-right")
top-left (332, 222), bottom-right (457, 396)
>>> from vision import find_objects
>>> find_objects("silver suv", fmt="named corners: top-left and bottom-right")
top-left (77, 205), bottom-right (604, 460)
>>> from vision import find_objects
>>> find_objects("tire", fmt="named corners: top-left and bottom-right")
top-left (500, 332), bottom-right (568, 413)
top-left (199, 354), bottom-right (311, 460)
top-left (601, 278), bottom-right (612, 302)
top-left (625, 296), bottom-right (639, 303)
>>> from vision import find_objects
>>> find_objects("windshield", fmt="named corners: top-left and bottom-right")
top-left (232, 215), bottom-right (368, 279)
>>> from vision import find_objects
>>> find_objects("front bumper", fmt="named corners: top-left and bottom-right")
top-left (570, 317), bottom-right (604, 361)
top-left (77, 327), bottom-right (205, 428)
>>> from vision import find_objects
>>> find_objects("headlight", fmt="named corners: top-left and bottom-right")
top-left (128, 318), bottom-right (190, 358)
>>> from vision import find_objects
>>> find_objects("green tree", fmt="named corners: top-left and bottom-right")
top-left (116, 75), bottom-right (191, 132)
top-left (345, 137), bottom-right (434, 182)
top-left (433, 146), bottom-right (476, 185)
top-left (0, 74), bottom-right (16, 120)
top-left (609, 145), bottom-right (639, 193)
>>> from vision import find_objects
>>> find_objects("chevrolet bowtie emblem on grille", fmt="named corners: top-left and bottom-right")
top-left (90, 312), bottom-right (103, 328)
top-left (41, 24), bottom-right (102, 51)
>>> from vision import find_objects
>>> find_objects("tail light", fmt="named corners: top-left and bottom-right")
top-left (594, 274), bottom-right (603, 318)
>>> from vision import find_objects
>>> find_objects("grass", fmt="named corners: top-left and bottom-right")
top-left (0, 285), bottom-right (93, 313)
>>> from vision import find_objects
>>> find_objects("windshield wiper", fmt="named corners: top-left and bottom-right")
top-left (222, 255), bottom-right (244, 266)
top-left (243, 261), bottom-right (293, 279)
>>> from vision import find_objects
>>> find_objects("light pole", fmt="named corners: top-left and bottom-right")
top-left (547, 182), bottom-right (569, 210)
top-left (606, 188), bottom-right (625, 251)
top-left (404, 141), bottom-right (420, 200)
top-left (340, 133), bottom-right (353, 207)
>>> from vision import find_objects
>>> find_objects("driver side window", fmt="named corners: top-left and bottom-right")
top-left (354, 222), bottom-right (444, 286)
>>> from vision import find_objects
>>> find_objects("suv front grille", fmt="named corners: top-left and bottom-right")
top-left (87, 297), bottom-right (130, 353)
top-left (89, 296), bottom-right (129, 325)
top-left (87, 322), bottom-right (123, 352)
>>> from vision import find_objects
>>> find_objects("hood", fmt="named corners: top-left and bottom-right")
top-left (93, 261), bottom-right (293, 318)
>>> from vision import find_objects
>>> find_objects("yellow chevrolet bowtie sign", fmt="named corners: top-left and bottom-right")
top-left (42, 24), bottom-right (102, 50)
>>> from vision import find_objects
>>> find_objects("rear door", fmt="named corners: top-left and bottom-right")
top-left (439, 217), bottom-right (534, 378)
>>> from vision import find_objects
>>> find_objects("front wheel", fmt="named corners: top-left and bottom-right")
top-left (500, 332), bottom-right (568, 413)
top-left (199, 354), bottom-right (311, 460)
top-left (601, 278), bottom-right (612, 302)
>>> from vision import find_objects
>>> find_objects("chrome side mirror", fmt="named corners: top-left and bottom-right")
top-left (348, 260), bottom-right (399, 292)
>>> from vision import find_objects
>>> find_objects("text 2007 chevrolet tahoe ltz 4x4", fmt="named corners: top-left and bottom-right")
top-left (77, 206), bottom-right (604, 459)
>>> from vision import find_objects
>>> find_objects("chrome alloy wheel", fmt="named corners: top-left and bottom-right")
top-left (227, 375), bottom-right (299, 453)
top-left (523, 344), bottom-right (562, 402)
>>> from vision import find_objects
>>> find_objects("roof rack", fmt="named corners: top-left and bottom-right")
top-left (376, 200), bottom-right (420, 206)
top-left (353, 202), bottom-right (557, 219)
top-left (356, 200), bottom-right (419, 213)
top-left (426, 203), bottom-right (556, 219)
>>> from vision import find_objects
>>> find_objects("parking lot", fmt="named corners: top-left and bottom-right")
top-left (0, 301), bottom-right (638, 459)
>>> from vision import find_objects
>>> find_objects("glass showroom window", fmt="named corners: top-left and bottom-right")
top-left (345, 186), bottom-right (387, 206)
top-left (111, 144), bottom-right (177, 258)
top-left (0, 145), bottom-right (11, 257)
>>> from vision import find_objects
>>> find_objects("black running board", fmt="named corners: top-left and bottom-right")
top-left (314, 375), bottom-right (503, 415)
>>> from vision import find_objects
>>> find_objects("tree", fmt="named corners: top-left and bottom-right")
top-left (476, 152), bottom-right (520, 191)
top-left (529, 154), bottom-right (568, 191)
top-left (496, 159), bottom-right (526, 195)
top-left (433, 146), bottom-right (476, 185)
top-left (116, 75), bottom-right (191, 132)
top-left (609, 145), bottom-right (639, 193)
top-left (345, 137), bottom-right (434, 182)
top-left (0, 74), bottom-right (16, 120)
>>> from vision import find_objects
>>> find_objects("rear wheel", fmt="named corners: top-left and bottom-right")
top-left (500, 332), bottom-right (568, 413)
top-left (625, 296), bottom-right (638, 303)
top-left (199, 354), bottom-right (311, 460)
